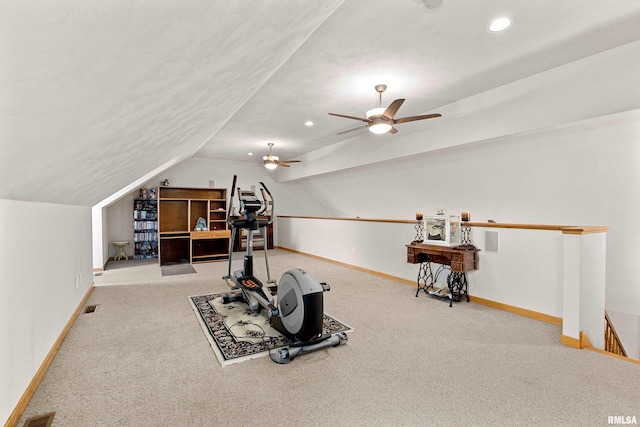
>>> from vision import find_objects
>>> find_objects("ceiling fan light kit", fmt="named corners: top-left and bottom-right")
top-left (329, 85), bottom-right (441, 135)
top-left (264, 160), bottom-right (278, 170)
top-left (368, 119), bottom-right (393, 134)
top-left (262, 143), bottom-right (301, 169)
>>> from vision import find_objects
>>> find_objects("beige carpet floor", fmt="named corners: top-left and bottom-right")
top-left (18, 249), bottom-right (640, 426)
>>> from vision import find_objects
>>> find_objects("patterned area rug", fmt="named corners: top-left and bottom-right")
top-left (189, 291), bottom-right (352, 367)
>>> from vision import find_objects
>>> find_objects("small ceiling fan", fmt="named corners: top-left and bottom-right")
top-left (329, 84), bottom-right (441, 135)
top-left (263, 143), bottom-right (301, 169)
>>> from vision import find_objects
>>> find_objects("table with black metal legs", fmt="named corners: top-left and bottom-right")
top-left (407, 242), bottom-right (479, 307)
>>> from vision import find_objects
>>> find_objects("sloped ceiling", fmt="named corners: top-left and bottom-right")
top-left (0, 0), bottom-right (344, 205)
top-left (2, 0), bottom-right (640, 206)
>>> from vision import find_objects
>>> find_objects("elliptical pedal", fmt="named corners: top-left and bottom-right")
top-left (238, 276), bottom-right (263, 290)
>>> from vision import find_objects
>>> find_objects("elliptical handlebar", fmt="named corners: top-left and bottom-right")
top-left (258, 181), bottom-right (274, 225)
top-left (227, 175), bottom-right (238, 226)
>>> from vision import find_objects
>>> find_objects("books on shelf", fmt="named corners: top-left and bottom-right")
top-left (133, 194), bottom-right (158, 259)
top-left (133, 231), bottom-right (157, 243)
top-left (134, 210), bottom-right (158, 220)
top-left (134, 199), bottom-right (157, 215)
top-left (133, 221), bottom-right (158, 231)
top-left (134, 240), bottom-right (158, 260)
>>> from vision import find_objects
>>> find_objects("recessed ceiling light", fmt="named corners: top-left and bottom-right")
top-left (247, 152), bottom-right (253, 156)
top-left (489, 17), bottom-right (512, 32)
top-left (304, 120), bottom-right (314, 126)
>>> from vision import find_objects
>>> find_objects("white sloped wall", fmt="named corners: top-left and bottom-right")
top-left (0, 199), bottom-right (93, 424)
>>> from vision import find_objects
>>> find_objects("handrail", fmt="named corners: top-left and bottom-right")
top-left (277, 215), bottom-right (415, 224)
top-left (277, 216), bottom-right (608, 234)
top-left (605, 311), bottom-right (627, 357)
top-left (468, 222), bottom-right (609, 234)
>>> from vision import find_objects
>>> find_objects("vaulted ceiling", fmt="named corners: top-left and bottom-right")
top-left (2, 1), bottom-right (640, 206)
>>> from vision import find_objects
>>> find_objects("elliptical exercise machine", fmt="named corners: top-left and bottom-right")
top-left (222, 175), bottom-right (347, 363)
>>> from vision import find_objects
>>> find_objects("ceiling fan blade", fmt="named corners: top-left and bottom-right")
top-left (382, 99), bottom-right (405, 120)
top-left (278, 163), bottom-right (290, 167)
top-left (329, 112), bottom-right (370, 123)
top-left (337, 125), bottom-right (367, 135)
top-left (389, 126), bottom-right (399, 134)
top-left (394, 113), bottom-right (442, 124)
top-left (280, 160), bottom-right (301, 164)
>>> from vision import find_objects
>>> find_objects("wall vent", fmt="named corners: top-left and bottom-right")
top-left (23, 412), bottom-right (55, 427)
top-left (84, 305), bottom-right (98, 314)
top-left (485, 231), bottom-right (499, 253)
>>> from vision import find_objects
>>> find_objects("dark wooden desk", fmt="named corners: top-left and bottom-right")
top-left (406, 242), bottom-right (479, 306)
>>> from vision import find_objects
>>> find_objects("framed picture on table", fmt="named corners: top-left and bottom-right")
top-left (425, 216), bottom-right (449, 245)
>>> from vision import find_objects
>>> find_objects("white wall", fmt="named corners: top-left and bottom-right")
top-left (91, 206), bottom-right (110, 270)
top-left (289, 113), bottom-right (640, 313)
top-left (473, 228), bottom-right (564, 317)
top-left (107, 193), bottom-right (137, 258)
top-left (275, 112), bottom-right (640, 357)
top-left (106, 157), bottom-right (335, 255)
top-left (277, 218), bottom-right (567, 317)
top-left (0, 199), bottom-right (93, 424)
top-left (278, 218), bottom-right (419, 279)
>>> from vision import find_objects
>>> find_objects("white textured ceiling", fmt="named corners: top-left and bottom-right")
top-left (2, 0), bottom-right (640, 206)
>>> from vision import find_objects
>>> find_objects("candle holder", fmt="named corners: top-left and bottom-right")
top-left (414, 220), bottom-right (424, 243)
top-left (460, 224), bottom-right (473, 246)
top-left (459, 212), bottom-right (475, 249)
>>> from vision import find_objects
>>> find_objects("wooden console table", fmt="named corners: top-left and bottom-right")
top-left (406, 242), bottom-right (479, 307)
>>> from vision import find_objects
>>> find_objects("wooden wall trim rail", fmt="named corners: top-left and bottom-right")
top-left (560, 226), bottom-right (610, 235)
top-left (5, 284), bottom-right (95, 427)
top-left (277, 215), bottom-right (415, 224)
top-left (469, 222), bottom-right (609, 234)
top-left (277, 216), bottom-right (608, 234)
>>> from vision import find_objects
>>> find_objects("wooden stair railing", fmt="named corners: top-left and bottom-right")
top-left (604, 311), bottom-right (627, 357)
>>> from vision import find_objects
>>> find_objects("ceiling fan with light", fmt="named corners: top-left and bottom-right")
top-left (329, 84), bottom-right (441, 135)
top-left (262, 143), bottom-right (301, 169)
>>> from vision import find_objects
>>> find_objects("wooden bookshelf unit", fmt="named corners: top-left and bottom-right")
top-left (158, 187), bottom-right (230, 265)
